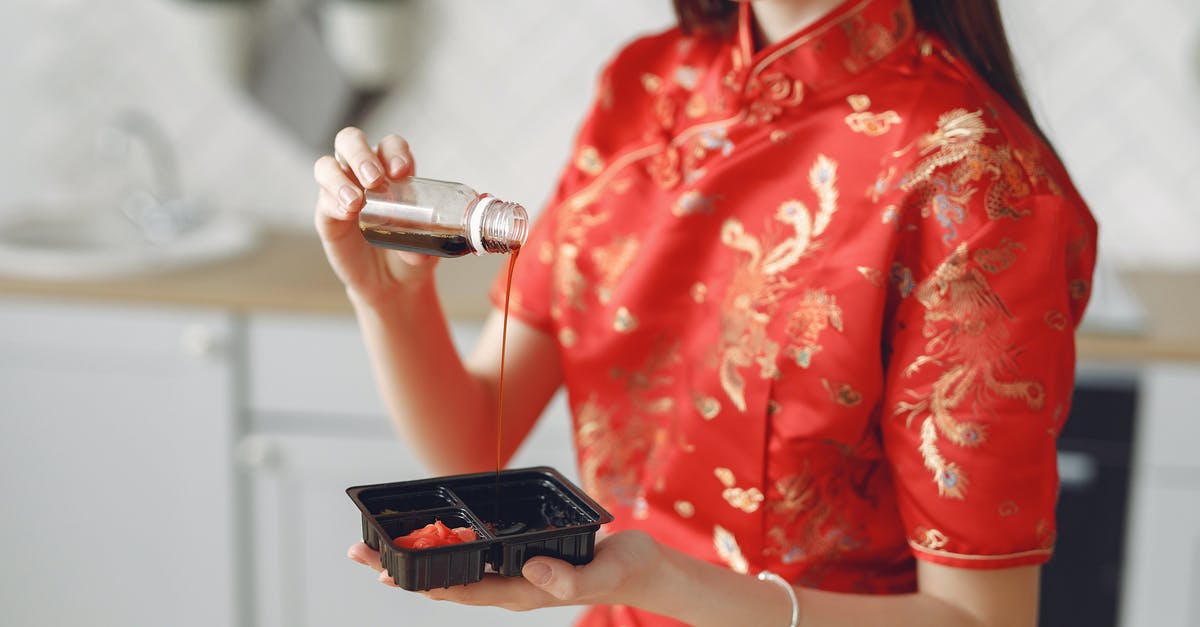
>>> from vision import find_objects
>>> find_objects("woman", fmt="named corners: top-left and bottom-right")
top-left (312, 0), bottom-right (1097, 624)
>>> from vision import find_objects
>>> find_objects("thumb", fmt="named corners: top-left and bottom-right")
top-left (523, 559), bottom-right (583, 601)
top-left (521, 556), bottom-right (623, 603)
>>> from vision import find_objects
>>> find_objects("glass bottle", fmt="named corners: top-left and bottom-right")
top-left (359, 177), bottom-right (528, 257)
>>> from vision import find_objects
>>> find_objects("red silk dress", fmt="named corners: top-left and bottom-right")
top-left (490, 1), bottom-right (1097, 624)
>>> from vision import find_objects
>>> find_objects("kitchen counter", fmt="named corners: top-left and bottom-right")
top-left (0, 228), bottom-right (1196, 362)
top-left (0, 228), bottom-right (503, 320)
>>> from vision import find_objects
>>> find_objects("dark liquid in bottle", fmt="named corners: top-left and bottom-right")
top-left (360, 227), bottom-right (471, 258)
top-left (495, 248), bottom-right (520, 524)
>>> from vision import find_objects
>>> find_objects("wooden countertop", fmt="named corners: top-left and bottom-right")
top-left (0, 229), bottom-right (1196, 362)
top-left (0, 228), bottom-right (502, 319)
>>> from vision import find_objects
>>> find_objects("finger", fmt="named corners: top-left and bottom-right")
top-left (523, 532), bottom-right (651, 603)
top-left (314, 155), bottom-right (363, 213)
top-left (347, 542), bottom-right (384, 572)
top-left (334, 127), bottom-right (386, 189)
top-left (314, 188), bottom-right (356, 227)
top-left (377, 570), bottom-right (399, 588)
top-left (394, 250), bottom-right (437, 267)
top-left (522, 555), bottom-right (623, 602)
top-left (376, 133), bottom-right (414, 178)
top-left (422, 573), bottom-right (560, 611)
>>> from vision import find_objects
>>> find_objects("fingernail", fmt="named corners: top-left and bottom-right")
top-left (338, 185), bottom-right (359, 207)
top-left (378, 570), bottom-right (391, 583)
top-left (523, 562), bottom-right (552, 586)
top-left (360, 161), bottom-right (382, 185)
top-left (389, 156), bottom-right (406, 176)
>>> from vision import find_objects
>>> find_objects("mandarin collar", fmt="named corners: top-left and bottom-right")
top-left (731, 0), bottom-right (916, 94)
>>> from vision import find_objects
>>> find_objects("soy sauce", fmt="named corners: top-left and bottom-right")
top-left (495, 249), bottom-right (520, 525)
top-left (360, 227), bottom-right (471, 257)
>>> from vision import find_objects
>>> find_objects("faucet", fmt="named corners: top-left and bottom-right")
top-left (94, 110), bottom-right (204, 243)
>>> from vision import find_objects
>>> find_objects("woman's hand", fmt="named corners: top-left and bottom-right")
top-left (346, 530), bottom-right (664, 612)
top-left (312, 127), bottom-right (437, 307)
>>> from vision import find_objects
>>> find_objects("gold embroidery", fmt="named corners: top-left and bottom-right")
top-left (890, 262), bottom-right (915, 297)
top-left (769, 129), bottom-right (790, 143)
top-left (895, 243), bottom-right (1045, 500)
top-left (551, 243), bottom-right (588, 318)
top-left (844, 94), bottom-right (901, 136)
top-left (674, 500), bottom-right (695, 518)
top-left (575, 145), bottom-right (604, 176)
top-left (690, 282), bottom-right (708, 304)
top-left (590, 236), bottom-right (640, 304)
top-left (640, 72), bottom-right (662, 93)
top-left (685, 93), bottom-right (708, 118)
top-left (537, 240), bottom-right (554, 264)
top-left (847, 94), bottom-right (871, 111)
top-left (783, 290), bottom-right (844, 368)
top-left (822, 379), bottom-right (863, 407)
top-left (674, 65), bottom-right (700, 90)
top-left (765, 462), bottom-right (863, 566)
top-left (613, 306), bottom-right (638, 333)
top-left (1036, 518), bottom-right (1055, 550)
top-left (857, 266), bottom-right (885, 287)
top-left (973, 238), bottom-right (1024, 273)
top-left (998, 500), bottom-right (1019, 517)
top-left (718, 156), bottom-right (843, 410)
top-left (744, 71), bottom-right (804, 124)
top-left (577, 340), bottom-right (682, 509)
top-left (888, 109), bottom-right (1061, 239)
top-left (558, 327), bottom-right (578, 347)
top-left (912, 527), bottom-right (948, 550)
top-left (841, 8), bottom-right (910, 73)
top-left (693, 393), bottom-right (721, 420)
top-left (715, 467), bottom-right (764, 513)
top-left (713, 525), bottom-right (749, 574)
top-left (673, 190), bottom-right (717, 217)
top-left (1044, 310), bottom-right (1068, 331)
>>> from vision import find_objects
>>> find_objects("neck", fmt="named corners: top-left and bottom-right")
top-left (749, 0), bottom-right (847, 47)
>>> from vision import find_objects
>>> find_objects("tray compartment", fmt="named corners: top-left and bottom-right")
top-left (372, 509), bottom-right (490, 591)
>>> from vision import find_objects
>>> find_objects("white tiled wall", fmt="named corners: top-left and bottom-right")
top-left (1, 0), bottom-right (1198, 268)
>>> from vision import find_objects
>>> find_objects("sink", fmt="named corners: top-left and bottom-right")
top-left (0, 204), bottom-right (258, 281)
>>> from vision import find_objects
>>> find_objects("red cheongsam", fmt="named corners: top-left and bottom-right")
top-left (490, 1), bottom-right (1097, 624)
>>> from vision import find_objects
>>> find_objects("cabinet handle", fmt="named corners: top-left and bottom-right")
top-left (236, 436), bottom-right (282, 470)
top-left (179, 324), bottom-right (225, 359)
top-left (1057, 450), bottom-right (1098, 490)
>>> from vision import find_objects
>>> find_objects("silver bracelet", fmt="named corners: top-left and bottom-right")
top-left (757, 570), bottom-right (799, 627)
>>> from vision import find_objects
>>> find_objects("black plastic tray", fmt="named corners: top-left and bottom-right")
top-left (347, 466), bottom-right (613, 591)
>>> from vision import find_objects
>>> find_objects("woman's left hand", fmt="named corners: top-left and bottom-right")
top-left (347, 530), bottom-right (663, 611)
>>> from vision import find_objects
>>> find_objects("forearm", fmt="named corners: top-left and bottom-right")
top-left (641, 546), bottom-right (995, 627)
top-left (349, 280), bottom-right (496, 475)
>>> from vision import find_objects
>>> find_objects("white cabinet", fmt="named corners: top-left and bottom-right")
top-left (1121, 364), bottom-right (1200, 627)
top-left (241, 313), bottom-right (580, 627)
top-left (0, 297), bottom-right (236, 627)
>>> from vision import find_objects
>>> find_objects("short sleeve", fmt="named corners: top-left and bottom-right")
top-left (486, 60), bottom-right (618, 335)
top-left (878, 140), bottom-right (1097, 569)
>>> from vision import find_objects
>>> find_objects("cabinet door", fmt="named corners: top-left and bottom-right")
top-left (242, 432), bottom-right (582, 627)
top-left (1119, 482), bottom-right (1200, 627)
top-left (0, 298), bottom-right (236, 627)
top-left (1121, 364), bottom-right (1200, 627)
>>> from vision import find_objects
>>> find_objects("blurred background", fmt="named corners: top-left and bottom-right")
top-left (0, 1), bottom-right (1197, 626)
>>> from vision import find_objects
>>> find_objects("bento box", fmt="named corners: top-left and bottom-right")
top-left (347, 466), bottom-right (614, 591)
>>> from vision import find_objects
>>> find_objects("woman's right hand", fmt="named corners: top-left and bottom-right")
top-left (313, 127), bottom-right (437, 307)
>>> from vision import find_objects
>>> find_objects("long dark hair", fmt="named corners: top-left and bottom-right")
top-left (672, 0), bottom-right (1052, 148)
